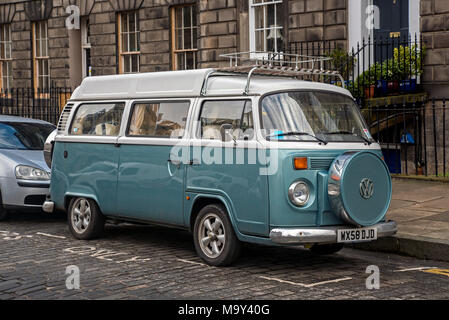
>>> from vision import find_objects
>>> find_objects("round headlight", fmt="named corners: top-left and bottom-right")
top-left (288, 181), bottom-right (310, 207)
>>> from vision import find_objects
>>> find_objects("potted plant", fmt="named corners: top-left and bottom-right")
top-left (327, 48), bottom-right (356, 81)
top-left (393, 45), bottom-right (426, 94)
top-left (355, 63), bottom-right (381, 99)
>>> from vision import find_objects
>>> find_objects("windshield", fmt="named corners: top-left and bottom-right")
top-left (0, 121), bottom-right (55, 150)
top-left (261, 91), bottom-right (373, 143)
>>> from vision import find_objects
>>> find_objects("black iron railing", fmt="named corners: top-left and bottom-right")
top-left (289, 35), bottom-right (424, 105)
top-left (0, 87), bottom-right (72, 125)
top-left (365, 98), bottom-right (449, 178)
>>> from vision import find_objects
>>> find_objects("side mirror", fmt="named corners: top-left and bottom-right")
top-left (44, 129), bottom-right (57, 169)
top-left (220, 124), bottom-right (233, 142)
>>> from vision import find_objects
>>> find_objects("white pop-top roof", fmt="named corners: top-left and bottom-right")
top-left (69, 68), bottom-right (352, 101)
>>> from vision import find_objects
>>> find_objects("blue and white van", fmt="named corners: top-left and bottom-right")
top-left (43, 66), bottom-right (397, 266)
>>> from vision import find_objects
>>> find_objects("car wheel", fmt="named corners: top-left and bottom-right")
top-left (0, 207), bottom-right (7, 221)
top-left (193, 204), bottom-right (241, 267)
top-left (310, 243), bottom-right (344, 255)
top-left (0, 192), bottom-right (7, 221)
top-left (68, 197), bottom-right (105, 240)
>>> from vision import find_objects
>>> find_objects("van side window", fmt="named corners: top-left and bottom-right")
top-left (70, 103), bottom-right (125, 136)
top-left (199, 100), bottom-right (254, 140)
top-left (128, 101), bottom-right (190, 138)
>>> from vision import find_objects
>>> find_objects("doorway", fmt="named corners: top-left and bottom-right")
top-left (373, 0), bottom-right (409, 42)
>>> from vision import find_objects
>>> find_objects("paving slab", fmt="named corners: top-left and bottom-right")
top-left (355, 178), bottom-right (449, 262)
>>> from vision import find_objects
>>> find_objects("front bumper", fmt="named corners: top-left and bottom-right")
top-left (0, 177), bottom-right (50, 209)
top-left (42, 200), bottom-right (54, 213)
top-left (269, 220), bottom-right (398, 244)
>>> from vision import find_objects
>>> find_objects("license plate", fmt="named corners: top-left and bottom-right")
top-left (337, 228), bottom-right (377, 243)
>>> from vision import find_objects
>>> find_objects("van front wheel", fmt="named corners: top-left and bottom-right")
top-left (193, 204), bottom-right (241, 266)
top-left (68, 197), bottom-right (105, 240)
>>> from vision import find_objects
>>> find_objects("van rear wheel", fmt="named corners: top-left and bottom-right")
top-left (193, 204), bottom-right (241, 266)
top-left (68, 197), bottom-right (105, 240)
top-left (310, 243), bottom-right (344, 255)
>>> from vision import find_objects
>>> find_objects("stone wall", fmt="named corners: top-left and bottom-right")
top-left (420, 0), bottom-right (449, 98)
top-left (288, 0), bottom-right (347, 47)
top-left (198, 0), bottom-right (237, 68)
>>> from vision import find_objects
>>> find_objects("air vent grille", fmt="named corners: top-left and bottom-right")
top-left (309, 157), bottom-right (335, 171)
top-left (57, 104), bottom-right (73, 133)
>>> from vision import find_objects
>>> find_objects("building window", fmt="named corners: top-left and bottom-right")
top-left (81, 17), bottom-right (91, 78)
top-left (171, 5), bottom-right (198, 70)
top-left (32, 20), bottom-right (50, 91)
top-left (0, 24), bottom-right (12, 91)
top-left (118, 11), bottom-right (140, 74)
top-left (249, 0), bottom-right (284, 53)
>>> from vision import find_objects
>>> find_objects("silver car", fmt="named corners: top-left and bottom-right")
top-left (0, 115), bottom-right (55, 220)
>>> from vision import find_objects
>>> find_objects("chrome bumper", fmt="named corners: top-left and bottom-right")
top-left (42, 201), bottom-right (55, 213)
top-left (269, 221), bottom-right (398, 245)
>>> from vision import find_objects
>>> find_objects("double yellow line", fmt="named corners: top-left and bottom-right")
top-left (422, 268), bottom-right (449, 278)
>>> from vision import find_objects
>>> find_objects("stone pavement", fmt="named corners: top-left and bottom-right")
top-left (356, 178), bottom-right (449, 262)
top-left (1, 212), bottom-right (449, 300)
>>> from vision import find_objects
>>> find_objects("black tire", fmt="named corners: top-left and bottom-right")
top-left (68, 197), bottom-right (105, 240)
top-left (310, 243), bottom-right (344, 255)
top-left (193, 204), bottom-right (241, 266)
top-left (0, 207), bottom-right (7, 221)
top-left (0, 192), bottom-right (7, 221)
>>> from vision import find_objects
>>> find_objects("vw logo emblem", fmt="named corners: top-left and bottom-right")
top-left (360, 178), bottom-right (374, 199)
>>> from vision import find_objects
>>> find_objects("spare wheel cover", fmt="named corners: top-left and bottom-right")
top-left (328, 151), bottom-right (392, 227)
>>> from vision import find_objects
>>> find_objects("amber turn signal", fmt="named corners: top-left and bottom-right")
top-left (294, 157), bottom-right (308, 170)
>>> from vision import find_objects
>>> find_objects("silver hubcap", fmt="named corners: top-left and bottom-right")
top-left (71, 198), bottom-right (91, 234)
top-left (198, 213), bottom-right (226, 259)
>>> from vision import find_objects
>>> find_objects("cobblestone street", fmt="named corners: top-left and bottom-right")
top-left (1, 211), bottom-right (448, 300)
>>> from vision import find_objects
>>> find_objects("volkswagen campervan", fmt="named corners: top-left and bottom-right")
top-left (43, 55), bottom-right (397, 266)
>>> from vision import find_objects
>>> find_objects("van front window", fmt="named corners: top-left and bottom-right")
top-left (261, 91), bottom-right (373, 144)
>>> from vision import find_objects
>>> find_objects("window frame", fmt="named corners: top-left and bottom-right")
top-left (81, 17), bottom-right (91, 78)
top-left (69, 101), bottom-right (126, 137)
top-left (32, 20), bottom-right (50, 93)
top-left (170, 4), bottom-right (199, 70)
top-left (117, 11), bottom-right (140, 74)
top-left (0, 23), bottom-right (12, 92)
top-left (248, 0), bottom-right (285, 55)
top-left (196, 99), bottom-right (254, 141)
top-left (125, 99), bottom-right (192, 139)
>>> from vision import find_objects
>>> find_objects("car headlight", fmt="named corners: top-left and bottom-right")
top-left (288, 181), bottom-right (310, 207)
top-left (15, 165), bottom-right (50, 181)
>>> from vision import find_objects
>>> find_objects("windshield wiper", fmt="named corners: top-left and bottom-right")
top-left (267, 132), bottom-right (328, 145)
top-left (325, 131), bottom-right (373, 145)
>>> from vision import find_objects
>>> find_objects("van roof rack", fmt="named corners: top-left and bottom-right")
top-left (200, 51), bottom-right (345, 96)
top-left (220, 51), bottom-right (331, 69)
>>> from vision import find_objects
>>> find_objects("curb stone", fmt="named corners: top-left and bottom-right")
top-left (349, 235), bottom-right (449, 263)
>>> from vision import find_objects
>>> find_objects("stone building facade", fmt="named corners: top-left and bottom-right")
top-left (1, 0), bottom-right (449, 176)
top-left (0, 0), bottom-right (446, 96)
top-left (0, 0), bottom-right (351, 91)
